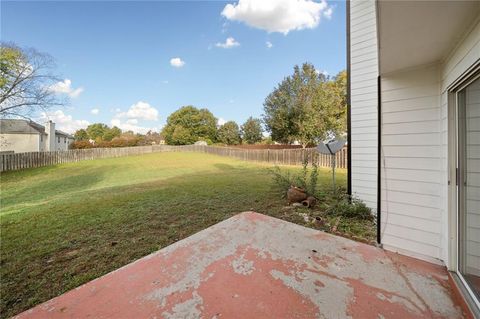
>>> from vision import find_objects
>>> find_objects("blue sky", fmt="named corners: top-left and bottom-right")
top-left (2, 0), bottom-right (346, 133)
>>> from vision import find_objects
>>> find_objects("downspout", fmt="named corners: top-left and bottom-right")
top-left (377, 75), bottom-right (382, 245)
top-left (375, 0), bottom-right (382, 246)
top-left (346, 0), bottom-right (352, 197)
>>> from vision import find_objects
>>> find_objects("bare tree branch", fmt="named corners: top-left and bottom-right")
top-left (0, 42), bottom-right (64, 119)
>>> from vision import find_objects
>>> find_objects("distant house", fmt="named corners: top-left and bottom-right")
top-left (0, 119), bottom-right (74, 153)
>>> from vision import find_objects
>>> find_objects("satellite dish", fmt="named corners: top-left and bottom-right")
top-left (316, 138), bottom-right (346, 155)
top-left (316, 138), bottom-right (346, 194)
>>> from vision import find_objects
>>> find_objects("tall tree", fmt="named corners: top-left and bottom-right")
top-left (241, 117), bottom-right (263, 144)
top-left (324, 70), bottom-right (347, 136)
top-left (162, 106), bottom-right (217, 145)
top-left (217, 121), bottom-right (241, 145)
top-left (0, 43), bottom-right (62, 118)
top-left (263, 63), bottom-right (345, 147)
top-left (74, 128), bottom-right (88, 140)
top-left (171, 125), bottom-right (195, 145)
top-left (86, 123), bottom-right (108, 141)
top-left (102, 126), bottom-right (122, 141)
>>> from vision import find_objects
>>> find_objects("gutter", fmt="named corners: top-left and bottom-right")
top-left (346, 0), bottom-right (352, 197)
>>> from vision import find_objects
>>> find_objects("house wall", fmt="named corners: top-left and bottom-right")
top-left (39, 134), bottom-right (46, 152)
top-left (440, 18), bottom-right (480, 270)
top-left (0, 134), bottom-right (40, 153)
top-left (378, 18), bottom-right (480, 264)
top-left (55, 135), bottom-right (71, 151)
top-left (349, 0), bottom-right (379, 210)
top-left (350, 3), bottom-right (479, 264)
top-left (0, 133), bottom-right (72, 153)
top-left (380, 65), bottom-right (444, 262)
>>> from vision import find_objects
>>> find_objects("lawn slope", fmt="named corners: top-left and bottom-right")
top-left (1, 152), bottom-right (350, 318)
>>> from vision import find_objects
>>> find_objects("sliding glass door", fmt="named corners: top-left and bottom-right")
top-left (457, 75), bottom-right (480, 303)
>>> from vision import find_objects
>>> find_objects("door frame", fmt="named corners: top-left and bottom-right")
top-left (448, 65), bottom-right (480, 311)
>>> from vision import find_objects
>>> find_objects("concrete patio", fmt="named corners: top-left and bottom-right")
top-left (15, 212), bottom-right (470, 318)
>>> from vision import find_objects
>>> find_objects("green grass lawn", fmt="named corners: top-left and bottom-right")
top-left (0, 152), bottom-right (374, 318)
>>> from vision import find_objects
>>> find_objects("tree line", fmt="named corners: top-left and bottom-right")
top-left (70, 112), bottom-right (264, 149)
top-left (71, 125), bottom-right (165, 149)
top-left (1, 44), bottom-right (346, 148)
top-left (158, 63), bottom-right (346, 148)
top-left (161, 106), bottom-right (263, 145)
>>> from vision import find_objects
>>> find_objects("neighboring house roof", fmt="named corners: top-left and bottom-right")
top-left (56, 130), bottom-right (74, 138)
top-left (0, 119), bottom-right (45, 134)
top-left (0, 119), bottom-right (73, 138)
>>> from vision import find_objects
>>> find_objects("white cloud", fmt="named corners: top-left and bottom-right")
top-left (221, 0), bottom-right (333, 34)
top-left (215, 37), bottom-right (240, 49)
top-left (110, 118), bottom-right (158, 134)
top-left (90, 108), bottom-right (99, 115)
top-left (162, 80), bottom-right (169, 84)
top-left (266, 41), bottom-right (273, 48)
top-left (49, 79), bottom-right (84, 98)
top-left (217, 118), bottom-right (227, 126)
top-left (170, 57), bottom-right (185, 68)
top-left (115, 101), bottom-right (159, 121)
top-left (111, 101), bottom-right (160, 134)
top-left (38, 110), bottom-right (89, 133)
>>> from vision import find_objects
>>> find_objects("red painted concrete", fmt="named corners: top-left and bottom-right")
top-left (13, 212), bottom-right (471, 319)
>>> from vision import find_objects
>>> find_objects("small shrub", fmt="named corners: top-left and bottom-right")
top-left (109, 136), bottom-right (140, 147)
top-left (298, 153), bottom-right (309, 190)
top-left (308, 153), bottom-right (319, 196)
top-left (96, 140), bottom-right (112, 148)
top-left (269, 166), bottom-right (295, 198)
top-left (326, 194), bottom-right (373, 221)
top-left (70, 140), bottom-right (94, 149)
top-left (269, 151), bottom-right (323, 198)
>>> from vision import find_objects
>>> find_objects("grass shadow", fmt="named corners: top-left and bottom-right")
top-left (1, 167), bottom-right (110, 212)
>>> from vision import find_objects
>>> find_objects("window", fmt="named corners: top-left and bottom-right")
top-left (64, 137), bottom-right (66, 143)
top-left (40, 135), bottom-right (43, 142)
top-left (58, 136), bottom-right (60, 143)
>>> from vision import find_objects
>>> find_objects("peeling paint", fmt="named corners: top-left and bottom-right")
top-left (13, 212), bottom-right (470, 319)
top-left (231, 254), bottom-right (255, 275)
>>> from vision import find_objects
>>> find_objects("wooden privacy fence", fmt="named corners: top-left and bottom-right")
top-left (0, 145), bottom-right (347, 173)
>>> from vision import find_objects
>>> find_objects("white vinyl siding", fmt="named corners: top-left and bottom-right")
top-left (380, 65), bottom-right (443, 261)
top-left (350, 0), bottom-right (378, 210)
top-left (378, 19), bottom-right (480, 264)
top-left (349, 2), bottom-right (480, 265)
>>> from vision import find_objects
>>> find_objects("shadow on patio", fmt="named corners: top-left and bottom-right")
top-left (15, 212), bottom-right (470, 318)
